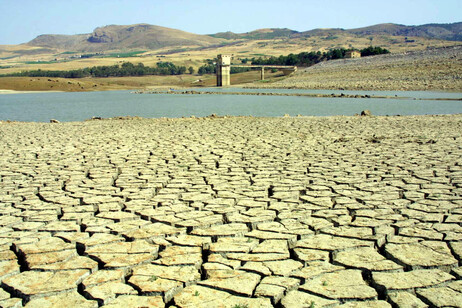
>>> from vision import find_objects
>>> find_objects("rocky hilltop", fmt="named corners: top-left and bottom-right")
top-left (27, 24), bottom-right (225, 52)
top-left (24, 22), bottom-right (462, 52)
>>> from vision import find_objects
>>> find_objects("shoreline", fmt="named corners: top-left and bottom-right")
top-left (135, 89), bottom-right (462, 101)
top-left (2, 113), bottom-right (461, 125)
top-left (2, 85), bottom-right (462, 94)
top-left (0, 89), bottom-right (64, 94)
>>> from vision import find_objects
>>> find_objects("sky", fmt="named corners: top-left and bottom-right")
top-left (0, 0), bottom-right (461, 45)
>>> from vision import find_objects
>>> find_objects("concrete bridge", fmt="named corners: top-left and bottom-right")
top-left (216, 54), bottom-right (297, 86)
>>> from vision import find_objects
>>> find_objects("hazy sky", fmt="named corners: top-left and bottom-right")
top-left (0, 0), bottom-right (460, 44)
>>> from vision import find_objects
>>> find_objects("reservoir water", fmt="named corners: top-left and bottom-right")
top-left (1, 89), bottom-right (461, 122)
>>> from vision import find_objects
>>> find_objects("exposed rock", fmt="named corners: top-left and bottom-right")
top-left (361, 110), bottom-right (372, 116)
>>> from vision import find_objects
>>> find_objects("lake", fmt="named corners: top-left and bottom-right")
top-left (1, 89), bottom-right (461, 122)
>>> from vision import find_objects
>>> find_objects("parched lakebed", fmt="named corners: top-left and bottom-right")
top-left (0, 115), bottom-right (462, 307)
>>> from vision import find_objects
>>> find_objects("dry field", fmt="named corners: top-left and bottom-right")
top-left (1, 35), bottom-right (462, 93)
top-left (1, 34), bottom-right (460, 75)
top-left (0, 115), bottom-right (461, 307)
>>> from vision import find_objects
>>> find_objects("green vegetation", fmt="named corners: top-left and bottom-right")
top-left (210, 28), bottom-right (297, 40)
top-left (61, 51), bottom-right (145, 59)
top-left (198, 64), bottom-right (216, 75)
top-left (0, 56), bottom-right (17, 60)
top-left (197, 64), bottom-right (251, 75)
top-left (80, 53), bottom-right (101, 59)
top-left (1, 62), bottom-right (187, 78)
top-left (358, 46), bottom-right (391, 57)
top-left (23, 61), bottom-right (58, 65)
top-left (248, 46), bottom-right (390, 67)
top-left (104, 51), bottom-right (146, 58)
top-left (230, 67), bottom-right (251, 74)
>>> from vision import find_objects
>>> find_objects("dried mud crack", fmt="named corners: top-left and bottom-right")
top-left (0, 115), bottom-right (461, 307)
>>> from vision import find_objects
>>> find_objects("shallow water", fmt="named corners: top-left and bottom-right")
top-left (0, 89), bottom-right (461, 122)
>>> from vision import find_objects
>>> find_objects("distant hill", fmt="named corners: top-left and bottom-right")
top-left (210, 28), bottom-right (298, 40)
top-left (26, 24), bottom-right (225, 52)
top-left (347, 22), bottom-right (462, 41)
top-left (210, 22), bottom-right (462, 42)
top-left (7, 21), bottom-right (461, 59)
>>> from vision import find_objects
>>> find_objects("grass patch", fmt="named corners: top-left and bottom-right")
top-left (23, 61), bottom-right (58, 65)
top-left (104, 51), bottom-right (146, 58)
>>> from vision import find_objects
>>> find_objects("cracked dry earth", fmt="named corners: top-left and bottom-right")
top-left (0, 115), bottom-right (462, 308)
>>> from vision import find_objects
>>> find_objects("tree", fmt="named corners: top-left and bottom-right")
top-left (198, 64), bottom-right (216, 75)
top-left (360, 46), bottom-right (390, 57)
top-left (188, 66), bottom-right (195, 74)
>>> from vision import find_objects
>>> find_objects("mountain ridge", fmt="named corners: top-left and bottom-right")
top-left (210, 22), bottom-right (462, 41)
top-left (26, 24), bottom-right (225, 52)
top-left (12, 21), bottom-right (462, 55)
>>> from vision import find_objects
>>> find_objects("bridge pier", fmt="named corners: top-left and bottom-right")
top-left (216, 54), bottom-right (296, 86)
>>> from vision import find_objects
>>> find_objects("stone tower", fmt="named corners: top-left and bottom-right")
top-left (216, 54), bottom-right (231, 87)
